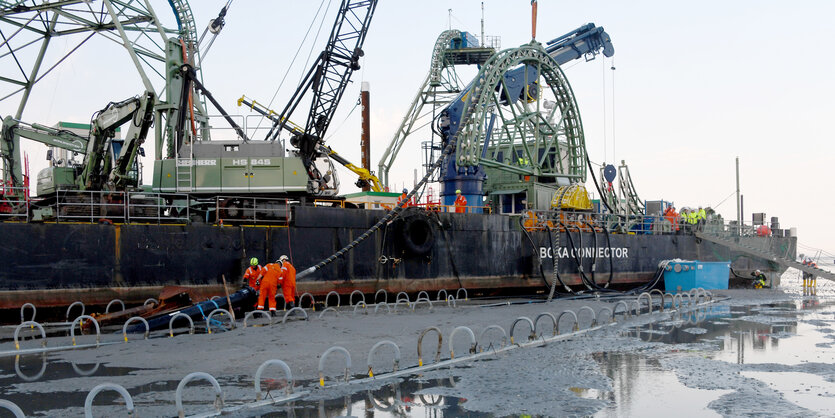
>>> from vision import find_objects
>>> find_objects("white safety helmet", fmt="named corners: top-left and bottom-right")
top-left (278, 255), bottom-right (289, 263)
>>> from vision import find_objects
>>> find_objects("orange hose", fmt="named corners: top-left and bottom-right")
top-left (179, 39), bottom-right (197, 140)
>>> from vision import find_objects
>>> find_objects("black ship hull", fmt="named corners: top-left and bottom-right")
top-left (0, 206), bottom-right (795, 309)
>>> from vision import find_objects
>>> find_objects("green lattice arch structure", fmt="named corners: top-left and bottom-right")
top-left (0, 0), bottom-right (197, 118)
top-left (453, 42), bottom-right (587, 184)
top-left (429, 29), bottom-right (461, 86)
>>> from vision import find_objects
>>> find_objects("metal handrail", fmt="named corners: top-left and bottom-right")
top-left (55, 189), bottom-right (127, 223)
top-left (0, 186), bottom-right (30, 222)
top-left (517, 209), bottom-right (790, 238)
top-left (126, 192), bottom-right (190, 224)
top-left (420, 204), bottom-right (492, 214)
top-left (215, 195), bottom-right (291, 225)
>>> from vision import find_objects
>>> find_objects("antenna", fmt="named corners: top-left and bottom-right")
top-left (480, 2), bottom-right (485, 46)
top-left (448, 9), bottom-right (452, 30)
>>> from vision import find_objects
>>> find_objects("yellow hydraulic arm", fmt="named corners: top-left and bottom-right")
top-left (318, 144), bottom-right (383, 192)
top-left (238, 95), bottom-right (384, 192)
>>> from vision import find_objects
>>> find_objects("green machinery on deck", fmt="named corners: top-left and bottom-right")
top-left (0, 0), bottom-right (377, 220)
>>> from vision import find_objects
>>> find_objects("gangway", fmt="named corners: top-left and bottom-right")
top-left (695, 232), bottom-right (835, 282)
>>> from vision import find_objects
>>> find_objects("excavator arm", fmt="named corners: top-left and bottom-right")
top-left (1, 116), bottom-right (89, 193)
top-left (80, 92), bottom-right (155, 190)
top-left (108, 91), bottom-right (155, 189)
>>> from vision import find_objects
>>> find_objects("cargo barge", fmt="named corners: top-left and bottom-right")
top-left (0, 205), bottom-right (796, 310)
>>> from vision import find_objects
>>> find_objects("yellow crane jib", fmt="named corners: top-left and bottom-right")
top-left (237, 95), bottom-right (304, 135)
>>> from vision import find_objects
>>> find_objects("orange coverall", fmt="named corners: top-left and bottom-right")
top-left (454, 194), bottom-right (467, 213)
top-left (664, 207), bottom-right (679, 231)
top-left (257, 263), bottom-right (281, 311)
top-left (397, 193), bottom-right (411, 207)
top-left (278, 261), bottom-right (297, 305)
top-left (243, 265), bottom-right (265, 290)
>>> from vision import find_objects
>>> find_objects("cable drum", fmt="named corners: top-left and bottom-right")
top-left (397, 209), bottom-right (435, 256)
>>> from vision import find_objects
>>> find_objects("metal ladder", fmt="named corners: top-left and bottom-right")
top-left (176, 159), bottom-right (192, 192)
top-left (695, 231), bottom-right (835, 282)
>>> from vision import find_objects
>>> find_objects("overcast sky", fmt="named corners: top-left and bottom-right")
top-left (2, 0), bottom-right (833, 255)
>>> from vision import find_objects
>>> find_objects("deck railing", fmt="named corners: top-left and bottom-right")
top-left (0, 186), bottom-right (30, 222)
top-left (517, 210), bottom-right (792, 239)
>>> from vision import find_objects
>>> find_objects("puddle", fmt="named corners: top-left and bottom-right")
top-left (0, 353), bottom-right (145, 416)
top-left (589, 353), bottom-right (731, 417)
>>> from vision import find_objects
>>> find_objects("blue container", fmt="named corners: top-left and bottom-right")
top-left (663, 261), bottom-right (730, 293)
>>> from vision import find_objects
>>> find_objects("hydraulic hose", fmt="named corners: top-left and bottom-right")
top-left (545, 223), bottom-right (572, 297)
top-left (559, 222), bottom-right (594, 291)
top-left (586, 222), bottom-right (598, 284)
top-left (519, 217), bottom-right (551, 288)
top-left (601, 223), bottom-right (615, 288)
top-left (584, 220), bottom-right (614, 288)
top-left (561, 221), bottom-right (618, 293)
top-left (585, 152), bottom-right (613, 213)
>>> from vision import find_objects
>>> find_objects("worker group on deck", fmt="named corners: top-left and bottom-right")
top-left (243, 255), bottom-right (296, 315)
top-left (662, 205), bottom-right (710, 233)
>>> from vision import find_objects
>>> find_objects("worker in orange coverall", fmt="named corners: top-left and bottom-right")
top-left (453, 189), bottom-right (467, 213)
top-left (242, 257), bottom-right (265, 291)
top-left (256, 260), bottom-right (281, 314)
top-left (277, 255), bottom-right (297, 309)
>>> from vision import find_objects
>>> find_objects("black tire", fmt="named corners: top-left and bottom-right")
top-left (398, 212), bottom-right (435, 256)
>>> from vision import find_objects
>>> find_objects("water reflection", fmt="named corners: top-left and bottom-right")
top-left (590, 299), bottom-right (835, 416)
top-left (255, 377), bottom-right (480, 418)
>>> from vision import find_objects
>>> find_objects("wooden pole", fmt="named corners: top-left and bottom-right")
top-left (221, 274), bottom-right (236, 321)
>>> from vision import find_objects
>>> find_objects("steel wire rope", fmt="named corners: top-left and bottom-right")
top-left (602, 56), bottom-right (607, 162)
top-left (611, 58), bottom-right (616, 162)
top-left (323, 98), bottom-right (359, 142)
top-left (585, 152), bottom-right (614, 214)
top-left (253, 0), bottom-right (331, 136)
top-left (711, 189), bottom-right (738, 210)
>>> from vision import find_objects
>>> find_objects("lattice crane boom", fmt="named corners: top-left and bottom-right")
top-left (268, 0), bottom-right (378, 165)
